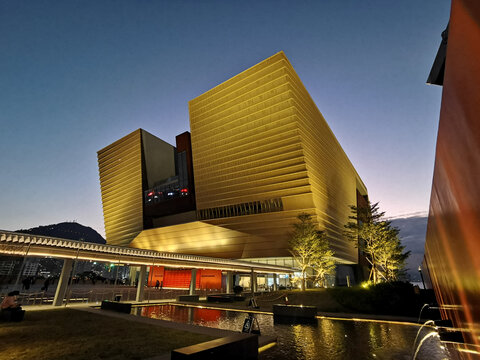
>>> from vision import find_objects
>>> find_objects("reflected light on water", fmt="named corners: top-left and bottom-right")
top-left (134, 304), bottom-right (450, 360)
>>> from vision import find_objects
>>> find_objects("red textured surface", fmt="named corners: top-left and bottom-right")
top-left (147, 266), bottom-right (165, 286)
top-left (147, 267), bottom-right (222, 289)
top-left (196, 269), bottom-right (222, 289)
top-left (425, 0), bottom-right (480, 350)
top-left (163, 269), bottom-right (192, 288)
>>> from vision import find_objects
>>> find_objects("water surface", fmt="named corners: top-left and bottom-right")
top-left (133, 304), bottom-right (447, 360)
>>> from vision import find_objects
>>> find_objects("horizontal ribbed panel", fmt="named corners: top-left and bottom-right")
top-left (97, 129), bottom-right (144, 246)
top-left (284, 60), bottom-right (365, 263)
top-left (190, 53), bottom-right (311, 210)
top-left (185, 51), bottom-right (366, 263)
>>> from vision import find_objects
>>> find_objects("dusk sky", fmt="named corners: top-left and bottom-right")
top-left (0, 1), bottom-right (451, 236)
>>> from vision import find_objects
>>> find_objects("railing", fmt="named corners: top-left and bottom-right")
top-left (0, 287), bottom-right (229, 306)
top-left (0, 230), bottom-right (294, 273)
top-left (17, 291), bottom-right (50, 305)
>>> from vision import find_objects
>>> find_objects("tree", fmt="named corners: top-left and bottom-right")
top-left (288, 213), bottom-right (335, 290)
top-left (345, 202), bottom-right (409, 284)
top-left (311, 238), bottom-right (336, 288)
top-left (376, 226), bottom-right (409, 281)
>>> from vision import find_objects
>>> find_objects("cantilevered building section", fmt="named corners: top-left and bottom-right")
top-left (97, 129), bottom-right (177, 246)
top-left (130, 52), bottom-right (367, 265)
top-left (189, 51), bottom-right (366, 263)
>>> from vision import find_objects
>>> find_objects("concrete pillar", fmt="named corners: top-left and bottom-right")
top-left (273, 273), bottom-right (278, 291)
top-left (14, 243), bottom-right (32, 289)
top-left (136, 265), bottom-right (146, 302)
top-left (53, 258), bottom-right (74, 306)
top-left (129, 267), bottom-right (138, 286)
top-left (226, 272), bottom-right (233, 293)
top-left (189, 269), bottom-right (197, 295)
top-left (250, 270), bottom-right (257, 293)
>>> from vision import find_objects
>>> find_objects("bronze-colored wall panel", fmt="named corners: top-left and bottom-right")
top-left (131, 207), bottom-right (355, 263)
top-left (141, 130), bottom-right (176, 189)
top-left (98, 129), bottom-right (144, 246)
top-left (118, 53), bottom-right (366, 265)
top-left (425, 0), bottom-right (480, 348)
top-left (98, 128), bottom-right (177, 247)
top-left (184, 52), bottom-right (365, 263)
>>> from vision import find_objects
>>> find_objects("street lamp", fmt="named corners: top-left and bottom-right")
top-left (418, 265), bottom-right (426, 290)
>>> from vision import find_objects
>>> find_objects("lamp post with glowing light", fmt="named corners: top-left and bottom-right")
top-left (418, 265), bottom-right (426, 290)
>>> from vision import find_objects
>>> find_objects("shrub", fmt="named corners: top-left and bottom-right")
top-left (233, 285), bottom-right (243, 295)
top-left (328, 281), bottom-right (419, 316)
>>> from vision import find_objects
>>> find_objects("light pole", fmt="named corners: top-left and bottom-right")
top-left (418, 265), bottom-right (426, 290)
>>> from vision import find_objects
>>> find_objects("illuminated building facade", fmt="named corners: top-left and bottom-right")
top-left (98, 129), bottom-right (195, 247)
top-left (98, 52), bottom-right (367, 285)
top-left (424, 0), bottom-right (480, 350)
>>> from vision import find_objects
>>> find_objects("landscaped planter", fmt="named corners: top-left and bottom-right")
top-left (206, 294), bottom-right (246, 302)
top-left (273, 304), bottom-right (317, 323)
top-left (101, 300), bottom-right (132, 314)
top-left (177, 295), bottom-right (200, 302)
top-left (207, 294), bottom-right (234, 303)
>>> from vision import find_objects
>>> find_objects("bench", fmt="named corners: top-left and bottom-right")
top-left (101, 300), bottom-right (132, 314)
top-left (206, 294), bottom-right (245, 302)
top-left (171, 333), bottom-right (258, 359)
top-left (207, 295), bottom-right (234, 303)
top-left (273, 304), bottom-right (317, 324)
top-left (177, 295), bottom-right (200, 302)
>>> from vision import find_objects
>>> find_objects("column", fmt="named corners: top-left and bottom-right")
top-left (273, 273), bottom-right (278, 291)
top-left (14, 243), bottom-right (32, 288)
top-left (189, 269), bottom-right (197, 295)
top-left (53, 258), bottom-right (74, 306)
top-left (250, 270), bottom-right (257, 294)
top-left (226, 272), bottom-right (233, 293)
top-left (129, 267), bottom-right (138, 286)
top-left (136, 265), bottom-right (146, 302)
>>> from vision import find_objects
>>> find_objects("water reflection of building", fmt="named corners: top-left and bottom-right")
top-left (98, 52), bottom-right (368, 289)
top-left (424, 0), bottom-right (480, 351)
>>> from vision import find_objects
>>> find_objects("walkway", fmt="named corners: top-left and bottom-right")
top-left (0, 230), bottom-right (293, 273)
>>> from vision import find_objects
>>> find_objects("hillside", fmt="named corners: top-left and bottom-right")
top-left (16, 222), bottom-right (106, 244)
top-left (390, 215), bottom-right (428, 281)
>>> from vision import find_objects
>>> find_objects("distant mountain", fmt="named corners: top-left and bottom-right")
top-left (16, 222), bottom-right (106, 244)
top-left (390, 215), bottom-right (428, 281)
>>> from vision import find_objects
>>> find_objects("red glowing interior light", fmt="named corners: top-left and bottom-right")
top-left (181, 188), bottom-right (188, 193)
top-left (148, 192), bottom-right (154, 196)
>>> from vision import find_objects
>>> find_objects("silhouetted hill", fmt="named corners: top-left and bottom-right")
top-left (16, 222), bottom-right (106, 244)
top-left (390, 216), bottom-right (428, 281)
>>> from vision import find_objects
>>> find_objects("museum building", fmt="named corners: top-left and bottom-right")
top-left (97, 51), bottom-right (368, 289)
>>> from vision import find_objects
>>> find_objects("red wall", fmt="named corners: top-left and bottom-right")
top-left (147, 266), bottom-right (165, 286)
top-left (425, 0), bottom-right (480, 350)
top-left (196, 269), bottom-right (222, 289)
top-left (147, 266), bottom-right (222, 289)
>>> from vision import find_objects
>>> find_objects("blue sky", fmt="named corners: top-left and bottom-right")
top-left (0, 0), bottom-right (451, 235)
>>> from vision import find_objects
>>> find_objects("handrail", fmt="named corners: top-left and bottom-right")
top-left (0, 230), bottom-right (295, 273)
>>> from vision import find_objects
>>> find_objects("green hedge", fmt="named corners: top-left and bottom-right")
top-left (327, 281), bottom-right (420, 316)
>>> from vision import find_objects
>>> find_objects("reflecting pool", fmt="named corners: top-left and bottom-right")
top-left (133, 304), bottom-right (448, 360)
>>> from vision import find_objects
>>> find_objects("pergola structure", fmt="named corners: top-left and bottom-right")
top-left (0, 230), bottom-right (294, 306)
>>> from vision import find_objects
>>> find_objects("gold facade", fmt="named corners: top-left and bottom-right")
top-left (98, 129), bottom-right (144, 247)
top-left (131, 52), bottom-right (367, 264)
